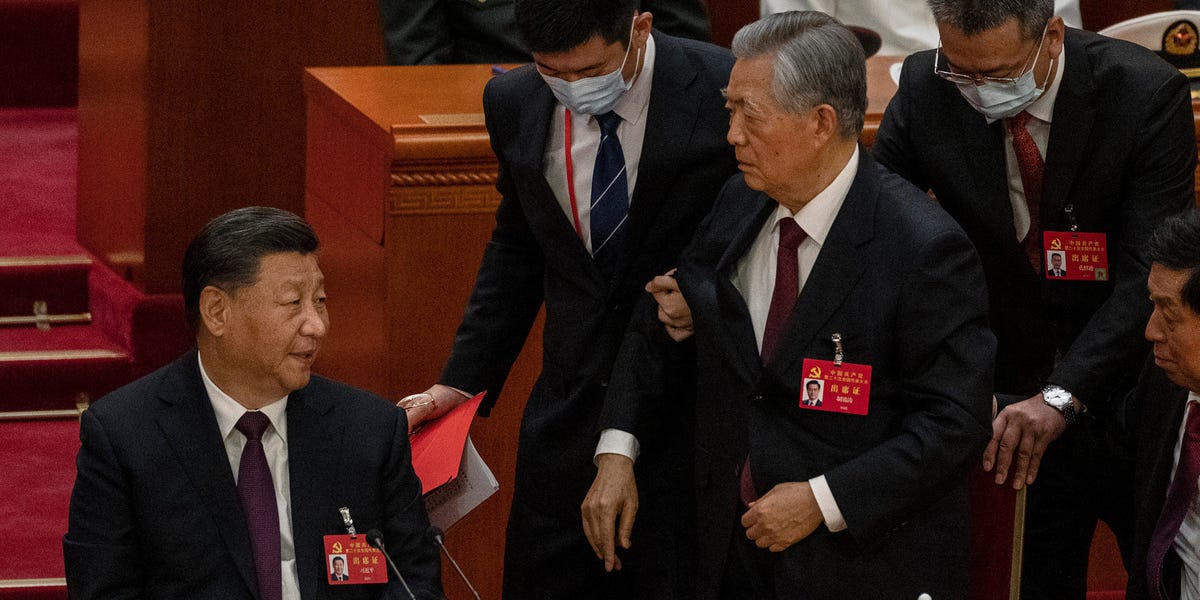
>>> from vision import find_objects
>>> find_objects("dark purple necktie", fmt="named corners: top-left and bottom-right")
top-left (236, 411), bottom-right (282, 600)
top-left (742, 218), bottom-right (808, 505)
top-left (1148, 404), bottom-right (1200, 600)
top-left (760, 218), bottom-right (807, 364)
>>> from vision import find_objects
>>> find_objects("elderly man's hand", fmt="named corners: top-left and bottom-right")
top-left (646, 270), bottom-right (693, 342)
top-left (741, 482), bottom-right (823, 552)
top-left (581, 454), bottom-right (638, 572)
top-left (982, 394), bottom-right (1070, 489)
top-left (398, 384), bottom-right (468, 434)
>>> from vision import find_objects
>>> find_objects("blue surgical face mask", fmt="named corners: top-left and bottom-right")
top-left (952, 28), bottom-right (1052, 123)
top-left (540, 20), bottom-right (641, 115)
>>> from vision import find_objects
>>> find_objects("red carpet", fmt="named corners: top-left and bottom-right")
top-left (0, 108), bottom-right (76, 239)
top-left (0, 418), bottom-right (79, 580)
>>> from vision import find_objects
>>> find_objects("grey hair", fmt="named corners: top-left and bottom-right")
top-left (927, 0), bottom-right (1053, 40)
top-left (731, 11), bottom-right (866, 140)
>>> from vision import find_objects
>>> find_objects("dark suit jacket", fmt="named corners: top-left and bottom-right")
top-left (440, 32), bottom-right (736, 520)
top-left (381, 0), bottom-right (713, 65)
top-left (63, 350), bottom-right (442, 600)
top-left (874, 28), bottom-right (1195, 409)
top-left (604, 152), bottom-right (996, 599)
top-left (1128, 361), bottom-right (1194, 599)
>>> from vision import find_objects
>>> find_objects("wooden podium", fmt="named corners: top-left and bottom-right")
top-left (304, 65), bottom-right (536, 600)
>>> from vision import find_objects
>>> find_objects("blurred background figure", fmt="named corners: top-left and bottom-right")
top-left (381, 0), bottom-right (713, 65)
top-left (761, 0), bottom-right (1081, 56)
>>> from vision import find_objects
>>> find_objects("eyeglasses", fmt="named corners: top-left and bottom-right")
top-left (933, 24), bottom-right (1048, 85)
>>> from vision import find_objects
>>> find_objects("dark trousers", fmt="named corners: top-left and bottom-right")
top-left (501, 496), bottom-right (635, 600)
top-left (1020, 414), bottom-right (1134, 600)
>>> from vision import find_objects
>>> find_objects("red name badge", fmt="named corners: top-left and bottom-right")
top-left (799, 358), bottom-right (872, 415)
top-left (324, 534), bottom-right (387, 585)
top-left (1043, 231), bottom-right (1108, 281)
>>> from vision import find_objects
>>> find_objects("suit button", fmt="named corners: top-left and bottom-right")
top-left (609, 302), bottom-right (621, 312)
top-left (750, 394), bottom-right (763, 402)
top-left (599, 378), bottom-right (610, 388)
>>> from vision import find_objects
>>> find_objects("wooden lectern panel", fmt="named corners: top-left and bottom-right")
top-left (305, 65), bottom-right (532, 600)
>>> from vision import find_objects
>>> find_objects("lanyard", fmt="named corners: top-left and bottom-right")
top-left (563, 108), bottom-right (585, 240)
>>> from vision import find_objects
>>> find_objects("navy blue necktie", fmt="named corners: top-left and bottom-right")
top-left (236, 411), bottom-right (282, 600)
top-left (590, 111), bottom-right (629, 279)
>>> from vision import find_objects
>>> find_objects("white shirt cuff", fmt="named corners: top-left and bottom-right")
top-left (594, 429), bottom-right (640, 464)
top-left (809, 474), bottom-right (847, 532)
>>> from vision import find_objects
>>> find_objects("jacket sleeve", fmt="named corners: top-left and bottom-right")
top-left (438, 78), bottom-right (547, 415)
top-left (63, 408), bottom-right (146, 599)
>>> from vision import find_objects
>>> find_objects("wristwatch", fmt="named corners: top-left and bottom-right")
top-left (1042, 384), bottom-right (1082, 426)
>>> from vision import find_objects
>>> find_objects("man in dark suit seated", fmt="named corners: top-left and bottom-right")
top-left (1128, 209), bottom-right (1200, 600)
top-left (63, 207), bottom-right (443, 600)
top-left (397, 0), bottom-right (738, 597)
top-left (872, 1), bottom-right (1196, 596)
top-left (585, 11), bottom-right (996, 598)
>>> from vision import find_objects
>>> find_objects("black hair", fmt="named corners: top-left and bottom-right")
top-left (1148, 209), bottom-right (1200, 312)
top-left (927, 0), bottom-right (1053, 40)
top-left (514, 0), bottom-right (638, 54)
top-left (182, 206), bottom-right (319, 331)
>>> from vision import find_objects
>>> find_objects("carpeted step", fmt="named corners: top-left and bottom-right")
top-left (0, 324), bottom-right (131, 412)
top-left (0, 416), bottom-right (78, 592)
top-left (0, 254), bottom-right (91, 326)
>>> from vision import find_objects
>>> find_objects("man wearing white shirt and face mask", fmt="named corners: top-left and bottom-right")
top-left (873, 0), bottom-right (1196, 597)
top-left (397, 0), bottom-right (738, 597)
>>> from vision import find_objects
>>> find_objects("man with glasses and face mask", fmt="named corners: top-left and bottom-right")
top-left (397, 0), bottom-right (737, 597)
top-left (874, 0), bottom-right (1196, 598)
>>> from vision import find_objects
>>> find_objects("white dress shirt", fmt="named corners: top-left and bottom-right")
top-left (199, 354), bottom-right (300, 600)
top-left (557, 35), bottom-right (655, 463)
top-left (760, 0), bottom-right (1081, 57)
top-left (1169, 392), bottom-right (1200, 600)
top-left (1003, 49), bottom-right (1065, 242)
top-left (543, 34), bottom-right (655, 253)
top-left (727, 146), bottom-right (858, 532)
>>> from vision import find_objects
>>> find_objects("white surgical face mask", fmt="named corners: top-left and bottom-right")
top-left (953, 28), bottom-right (1052, 123)
top-left (540, 19), bottom-right (641, 115)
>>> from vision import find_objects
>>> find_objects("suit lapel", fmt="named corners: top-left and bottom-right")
top-left (286, 386), bottom-right (343, 600)
top-left (515, 71), bottom-right (597, 270)
top-left (617, 33), bottom-right (701, 281)
top-left (713, 191), bottom-right (775, 381)
top-left (1042, 30), bottom-right (1096, 229)
top-left (957, 98), bottom-right (1017, 243)
top-left (768, 152), bottom-right (874, 376)
top-left (154, 352), bottom-right (259, 595)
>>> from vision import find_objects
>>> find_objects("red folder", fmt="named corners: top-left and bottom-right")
top-left (408, 391), bottom-right (485, 494)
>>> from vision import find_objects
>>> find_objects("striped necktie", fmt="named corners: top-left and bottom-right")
top-left (591, 111), bottom-right (629, 280)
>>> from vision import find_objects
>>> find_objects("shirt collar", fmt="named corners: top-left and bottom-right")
top-left (774, 146), bottom-right (860, 246)
top-left (610, 33), bottom-right (656, 127)
top-left (1025, 45), bottom-right (1065, 124)
top-left (198, 353), bottom-right (289, 443)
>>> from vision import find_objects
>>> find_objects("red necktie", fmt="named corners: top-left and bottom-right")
top-left (760, 218), bottom-right (807, 364)
top-left (1007, 111), bottom-right (1044, 271)
top-left (1148, 403), bottom-right (1200, 600)
top-left (743, 218), bottom-right (808, 506)
top-left (236, 411), bottom-right (282, 600)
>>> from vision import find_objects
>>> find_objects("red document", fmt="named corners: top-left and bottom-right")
top-left (409, 391), bottom-right (485, 494)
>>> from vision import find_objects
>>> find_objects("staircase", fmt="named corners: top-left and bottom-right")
top-left (0, 4), bottom-right (189, 596)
